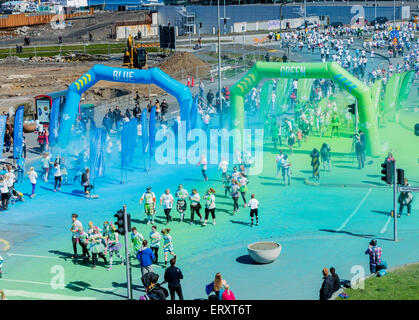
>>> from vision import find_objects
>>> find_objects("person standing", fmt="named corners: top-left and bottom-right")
top-left (175, 184), bottom-right (189, 223)
top-left (319, 267), bottom-right (334, 300)
top-left (280, 154), bottom-right (291, 186)
top-left (16, 156), bottom-right (25, 183)
top-left (41, 152), bottom-right (51, 182)
top-left (198, 154), bottom-right (208, 181)
top-left (139, 187), bottom-right (156, 224)
top-left (137, 240), bottom-right (155, 276)
top-left (161, 229), bottom-right (176, 267)
top-left (398, 178), bottom-right (413, 217)
top-left (78, 226), bottom-right (91, 263)
top-left (203, 188), bottom-right (216, 226)
top-left (248, 194), bottom-right (260, 226)
top-left (81, 168), bottom-right (94, 195)
top-left (149, 226), bottom-right (161, 264)
top-left (218, 158), bottom-right (229, 180)
top-left (365, 239), bottom-right (385, 274)
top-left (0, 176), bottom-right (9, 211)
top-left (27, 167), bottom-right (38, 198)
top-left (70, 213), bottom-right (83, 259)
top-left (355, 135), bottom-right (365, 169)
top-left (160, 188), bottom-right (174, 225)
top-left (164, 258), bottom-right (184, 300)
top-left (320, 143), bottom-right (331, 171)
top-left (189, 188), bottom-right (202, 224)
top-left (53, 162), bottom-right (62, 192)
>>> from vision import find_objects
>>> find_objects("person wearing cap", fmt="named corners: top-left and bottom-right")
top-left (319, 267), bottom-right (334, 300)
top-left (139, 187), bottom-right (156, 224)
top-left (365, 240), bottom-right (384, 274)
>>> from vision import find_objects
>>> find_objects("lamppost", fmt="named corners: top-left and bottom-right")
top-left (217, 0), bottom-right (222, 115)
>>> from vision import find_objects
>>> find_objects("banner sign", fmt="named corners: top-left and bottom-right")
top-left (0, 115), bottom-right (7, 160)
top-left (89, 128), bottom-right (107, 181)
top-left (13, 105), bottom-right (24, 159)
top-left (49, 97), bottom-right (60, 146)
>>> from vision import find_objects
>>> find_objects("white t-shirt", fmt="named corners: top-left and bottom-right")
top-left (160, 193), bottom-right (174, 209)
top-left (71, 220), bottom-right (83, 239)
top-left (219, 160), bottom-right (228, 173)
top-left (248, 198), bottom-right (259, 209)
top-left (28, 171), bottom-right (38, 184)
top-left (41, 157), bottom-right (50, 169)
top-left (0, 181), bottom-right (8, 194)
top-left (54, 165), bottom-right (61, 177)
top-left (5, 172), bottom-right (15, 187)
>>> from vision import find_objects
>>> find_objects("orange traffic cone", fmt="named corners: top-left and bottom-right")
top-left (210, 75), bottom-right (214, 83)
top-left (187, 77), bottom-right (191, 87)
top-left (191, 77), bottom-right (195, 87)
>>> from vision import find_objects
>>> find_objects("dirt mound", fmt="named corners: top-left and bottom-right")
top-left (159, 52), bottom-right (210, 80)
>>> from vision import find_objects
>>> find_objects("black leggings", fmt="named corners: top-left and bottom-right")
top-left (202, 170), bottom-right (207, 180)
top-left (72, 237), bottom-right (78, 255)
top-left (54, 176), bottom-right (62, 189)
top-left (205, 208), bottom-right (216, 220)
top-left (1, 192), bottom-right (9, 209)
top-left (92, 252), bottom-right (107, 266)
top-left (190, 205), bottom-right (202, 222)
top-left (240, 192), bottom-right (247, 204)
top-left (232, 197), bottom-right (239, 211)
top-left (152, 247), bottom-right (159, 263)
top-left (164, 208), bottom-right (172, 223)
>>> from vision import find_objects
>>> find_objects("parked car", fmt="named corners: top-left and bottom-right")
top-left (329, 21), bottom-right (343, 28)
top-left (296, 21), bottom-right (316, 30)
top-left (371, 16), bottom-right (389, 26)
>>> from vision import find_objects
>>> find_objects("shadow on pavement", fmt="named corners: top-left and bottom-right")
top-left (319, 229), bottom-right (392, 241)
top-left (236, 255), bottom-right (258, 265)
top-left (66, 280), bottom-right (128, 298)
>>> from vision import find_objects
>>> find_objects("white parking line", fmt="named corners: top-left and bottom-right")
top-left (380, 216), bottom-right (392, 234)
top-left (337, 188), bottom-right (372, 231)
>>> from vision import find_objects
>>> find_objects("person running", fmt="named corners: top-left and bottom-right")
top-left (189, 188), bottom-right (202, 224)
top-left (139, 187), bottom-right (156, 224)
top-left (231, 166), bottom-right (240, 181)
top-left (89, 226), bottom-right (107, 269)
top-left (175, 184), bottom-right (189, 223)
top-left (237, 173), bottom-right (248, 207)
top-left (106, 224), bottom-right (125, 271)
top-left (70, 213), bottom-right (83, 259)
top-left (27, 167), bottom-right (38, 198)
top-left (149, 225), bottom-right (161, 264)
top-left (218, 158), bottom-right (229, 180)
top-left (230, 179), bottom-right (240, 214)
top-left (41, 152), bottom-right (51, 182)
top-left (160, 189), bottom-right (174, 225)
top-left (161, 229), bottom-right (176, 267)
top-left (248, 194), bottom-right (260, 226)
top-left (203, 188), bottom-right (216, 226)
top-left (78, 226), bottom-right (91, 263)
top-left (131, 227), bottom-right (144, 258)
top-left (197, 154), bottom-right (208, 181)
top-left (223, 174), bottom-right (231, 196)
top-left (53, 162), bottom-right (62, 192)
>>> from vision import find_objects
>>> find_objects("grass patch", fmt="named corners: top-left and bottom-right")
top-left (337, 263), bottom-right (419, 300)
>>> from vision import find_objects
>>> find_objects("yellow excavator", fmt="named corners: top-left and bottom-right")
top-left (123, 34), bottom-right (148, 69)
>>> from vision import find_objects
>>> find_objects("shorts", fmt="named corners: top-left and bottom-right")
top-left (250, 209), bottom-right (258, 217)
top-left (144, 203), bottom-right (155, 216)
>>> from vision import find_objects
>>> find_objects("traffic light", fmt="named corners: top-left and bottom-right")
top-left (199, 22), bottom-right (202, 28)
top-left (381, 162), bottom-right (392, 184)
top-left (224, 18), bottom-right (227, 25)
top-left (396, 168), bottom-right (405, 185)
top-left (114, 209), bottom-right (126, 235)
top-left (348, 103), bottom-right (356, 115)
top-left (415, 123), bottom-right (419, 136)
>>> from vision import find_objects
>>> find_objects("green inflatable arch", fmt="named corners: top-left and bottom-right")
top-left (230, 62), bottom-right (380, 156)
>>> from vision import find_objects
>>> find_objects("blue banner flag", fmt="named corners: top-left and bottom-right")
top-left (121, 119), bottom-right (138, 167)
top-left (0, 115), bottom-right (7, 160)
top-left (141, 110), bottom-right (149, 154)
top-left (13, 105), bottom-right (24, 159)
top-left (190, 95), bottom-right (199, 130)
top-left (89, 128), bottom-right (107, 181)
top-left (48, 97), bottom-right (60, 146)
top-left (149, 106), bottom-right (156, 156)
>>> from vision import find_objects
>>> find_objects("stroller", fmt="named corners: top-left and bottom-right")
top-left (140, 272), bottom-right (168, 300)
top-left (10, 188), bottom-right (24, 204)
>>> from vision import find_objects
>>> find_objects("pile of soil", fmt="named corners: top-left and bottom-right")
top-left (159, 51), bottom-right (211, 80)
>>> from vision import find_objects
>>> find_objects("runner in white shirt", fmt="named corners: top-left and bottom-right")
top-left (53, 162), bottom-right (62, 192)
top-left (248, 194), bottom-right (260, 226)
top-left (70, 213), bottom-right (83, 259)
top-left (0, 175), bottom-right (9, 210)
top-left (218, 158), bottom-right (229, 180)
top-left (28, 167), bottom-right (38, 198)
top-left (160, 189), bottom-right (174, 225)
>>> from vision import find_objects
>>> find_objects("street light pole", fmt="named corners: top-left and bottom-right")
top-left (374, 0), bottom-right (377, 19)
top-left (393, 161), bottom-right (398, 242)
top-left (393, 0), bottom-right (396, 27)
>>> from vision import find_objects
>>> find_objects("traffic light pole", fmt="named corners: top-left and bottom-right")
top-left (123, 205), bottom-right (133, 299)
top-left (355, 99), bottom-right (358, 134)
top-left (393, 162), bottom-right (398, 242)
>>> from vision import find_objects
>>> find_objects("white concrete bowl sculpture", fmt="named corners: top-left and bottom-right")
top-left (247, 242), bottom-right (282, 264)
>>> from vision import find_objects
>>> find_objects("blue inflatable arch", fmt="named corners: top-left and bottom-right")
top-left (58, 65), bottom-right (192, 147)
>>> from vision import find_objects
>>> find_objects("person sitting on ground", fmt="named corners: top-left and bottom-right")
top-left (206, 272), bottom-right (227, 300)
top-left (319, 267), bottom-right (334, 300)
top-left (330, 267), bottom-right (341, 293)
top-left (221, 284), bottom-right (236, 300)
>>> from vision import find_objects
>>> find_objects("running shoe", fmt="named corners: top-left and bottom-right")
top-left (212, 221), bottom-right (216, 226)
top-left (107, 267), bottom-right (112, 271)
